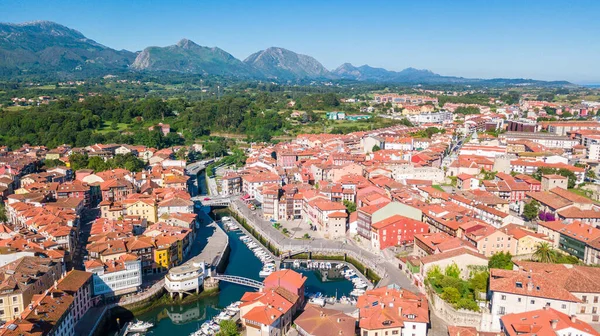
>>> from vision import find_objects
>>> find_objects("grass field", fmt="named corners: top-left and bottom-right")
top-left (96, 122), bottom-right (130, 134)
top-left (26, 85), bottom-right (56, 90)
top-left (4, 105), bottom-right (31, 111)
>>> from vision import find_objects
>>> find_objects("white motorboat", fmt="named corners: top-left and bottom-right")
top-left (310, 297), bottom-right (326, 306)
top-left (325, 262), bottom-right (332, 269)
top-left (216, 311), bottom-right (231, 321)
top-left (350, 289), bottom-right (365, 296)
top-left (128, 320), bottom-right (154, 333)
top-left (210, 322), bottom-right (221, 332)
top-left (344, 270), bottom-right (356, 278)
top-left (293, 260), bottom-right (300, 268)
top-left (259, 264), bottom-right (275, 277)
top-left (222, 216), bottom-right (231, 221)
top-left (354, 281), bottom-right (368, 289)
top-left (319, 262), bottom-right (326, 269)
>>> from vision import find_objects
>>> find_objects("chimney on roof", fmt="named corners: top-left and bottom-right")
top-left (35, 308), bottom-right (39, 315)
top-left (571, 315), bottom-right (577, 323)
top-left (550, 319), bottom-right (559, 329)
top-left (398, 306), bottom-right (402, 316)
top-left (527, 281), bottom-right (534, 291)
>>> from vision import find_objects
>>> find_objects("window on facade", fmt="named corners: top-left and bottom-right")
top-left (562, 304), bottom-right (567, 309)
top-left (498, 306), bottom-right (506, 315)
top-left (583, 295), bottom-right (588, 303)
top-left (581, 307), bottom-right (587, 314)
top-left (595, 296), bottom-right (599, 304)
top-left (12, 296), bottom-right (17, 303)
top-left (531, 300), bottom-right (535, 304)
top-left (13, 307), bottom-right (18, 313)
top-left (501, 295), bottom-right (506, 300)
top-left (517, 298), bottom-right (522, 303)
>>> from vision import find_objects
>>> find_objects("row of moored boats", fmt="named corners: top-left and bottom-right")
top-left (239, 235), bottom-right (276, 277)
top-left (189, 301), bottom-right (241, 336)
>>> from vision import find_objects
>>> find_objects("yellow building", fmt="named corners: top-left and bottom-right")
top-left (153, 235), bottom-right (180, 272)
top-left (122, 199), bottom-right (158, 223)
top-left (502, 224), bottom-right (552, 256)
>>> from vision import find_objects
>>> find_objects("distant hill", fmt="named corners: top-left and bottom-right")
top-left (131, 38), bottom-right (256, 77)
top-left (244, 47), bottom-right (331, 80)
top-left (0, 21), bottom-right (573, 86)
top-left (332, 63), bottom-right (443, 82)
top-left (0, 21), bottom-right (135, 77)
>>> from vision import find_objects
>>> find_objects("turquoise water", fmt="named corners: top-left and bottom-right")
top-left (123, 210), bottom-right (353, 335)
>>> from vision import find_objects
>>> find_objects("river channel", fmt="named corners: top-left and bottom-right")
top-left (121, 170), bottom-right (354, 335)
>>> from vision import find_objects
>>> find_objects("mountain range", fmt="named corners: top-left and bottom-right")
top-left (0, 21), bottom-right (571, 85)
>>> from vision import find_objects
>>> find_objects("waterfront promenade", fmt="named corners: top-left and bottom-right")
top-left (229, 198), bottom-right (417, 291)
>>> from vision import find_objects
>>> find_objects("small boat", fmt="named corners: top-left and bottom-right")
top-left (210, 322), bottom-right (221, 332)
top-left (190, 330), bottom-right (205, 336)
top-left (319, 262), bottom-right (326, 269)
top-left (259, 264), bottom-right (276, 277)
top-left (222, 216), bottom-right (231, 221)
top-left (350, 289), bottom-right (365, 297)
top-left (216, 311), bottom-right (231, 321)
top-left (310, 297), bottom-right (326, 306)
top-left (336, 263), bottom-right (345, 269)
top-left (354, 281), bottom-right (368, 289)
top-left (325, 262), bottom-right (332, 269)
top-left (344, 270), bottom-right (356, 278)
top-left (128, 320), bottom-right (154, 333)
top-left (293, 260), bottom-right (300, 268)
top-left (339, 296), bottom-right (350, 304)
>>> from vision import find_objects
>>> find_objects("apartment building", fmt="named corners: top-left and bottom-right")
top-left (84, 254), bottom-right (142, 297)
top-left (0, 256), bottom-right (62, 322)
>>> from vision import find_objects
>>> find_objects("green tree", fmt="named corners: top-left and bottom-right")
top-left (87, 156), bottom-right (108, 172)
top-left (444, 263), bottom-right (461, 279)
top-left (532, 242), bottom-right (557, 264)
top-left (426, 265), bottom-right (443, 281)
top-left (532, 167), bottom-right (577, 188)
top-left (0, 203), bottom-right (7, 222)
top-left (586, 169), bottom-right (596, 180)
top-left (372, 145), bottom-right (381, 152)
top-left (69, 153), bottom-right (89, 171)
top-left (441, 287), bottom-right (461, 304)
top-left (523, 200), bottom-right (540, 221)
top-left (488, 252), bottom-right (513, 270)
top-left (469, 270), bottom-right (489, 294)
top-left (217, 320), bottom-right (239, 336)
top-left (343, 200), bottom-right (357, 213)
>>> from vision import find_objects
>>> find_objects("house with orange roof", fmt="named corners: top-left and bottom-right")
top-left (357, 287), bottom-right (429, 336)
top-left (303, 199), bottom-right (347, 239)
top-left (413, 232), bottom-right (476, 257)
top-left (461, 222), bottom-right (516, 257)
top-left (239, 287), bottom-right (296, 336)
top-left (100, 178), bottom-right (135, 202)
top-left (491, 260), bottom-right (600, 328)
top-left (500, 223), bottom-right (552, 256)
top-left (294, 304), bottom-right (357, 336)
top-left (501, 307), bottom-right (600, 336)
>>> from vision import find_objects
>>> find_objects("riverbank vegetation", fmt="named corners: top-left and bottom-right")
top-left (425, 264), bottom-right (488, 312)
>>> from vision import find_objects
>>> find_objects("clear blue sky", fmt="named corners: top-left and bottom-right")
top-left (1, 0), bottom-right (598, 83)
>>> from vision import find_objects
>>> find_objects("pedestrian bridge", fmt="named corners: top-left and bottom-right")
top-left (212, 274), bottom-right (264, 290)
top-left (190, 196), bottom-right (231, 206)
